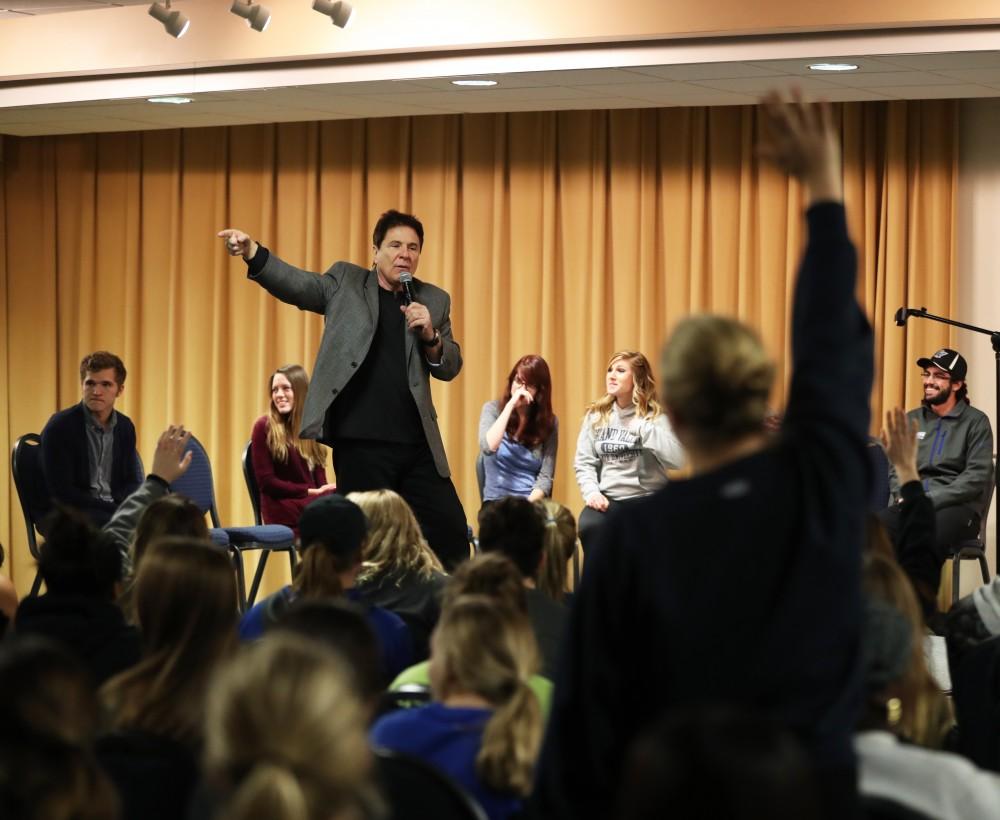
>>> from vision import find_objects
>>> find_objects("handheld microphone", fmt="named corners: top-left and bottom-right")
top-left (399, 271), bottom-right (414, 306)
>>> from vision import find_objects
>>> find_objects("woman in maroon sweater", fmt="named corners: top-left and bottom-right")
top-left (250, 364), bottom-right (336, 534)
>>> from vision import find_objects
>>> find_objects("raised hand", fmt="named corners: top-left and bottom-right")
top-left (150, 425), bottom-right (193, 484)
top-left (881, 407), bottom-right (919, 486)
top-left (759, 87), bottom-right (842, 205)
top-left (217, 228), bottom-right (258, 261)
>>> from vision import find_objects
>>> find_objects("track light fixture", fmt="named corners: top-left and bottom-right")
top-left (312, 0), bottom-right (353, 28)
top-left (148, 0), bottom-right (190, 38)
top-left (230, 0), bottom-right (271, 32)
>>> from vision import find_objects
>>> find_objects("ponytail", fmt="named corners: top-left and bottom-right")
top-left (477, 679), bottom-right (542, 796)
top-left (432, 596), bottom-right (542, 796)
top-left (224, 763), bottom-right (309, 820)
top-left (293, 543), bottom-right (350, 599)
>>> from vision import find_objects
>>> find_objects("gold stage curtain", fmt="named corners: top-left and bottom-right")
top-left (1, 101), bottom-right (958, 597)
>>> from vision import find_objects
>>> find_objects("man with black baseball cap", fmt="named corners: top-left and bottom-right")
top-left (879, 347), bottom-right (993, 607)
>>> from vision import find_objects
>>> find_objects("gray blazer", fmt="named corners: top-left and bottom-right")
top-left (250, 254), bottom-right (462, 478)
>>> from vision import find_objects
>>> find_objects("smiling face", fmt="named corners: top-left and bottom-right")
top-left (606, 358), bottom-right (635, 405)
top-left (373, 225), bottom-right (422, 291)
top-left (922, 365), bottom-right (959, 408)
top-left (81, 368), bottom-right (123, 422)
top-left (271, 373), bottom-right (295, 416)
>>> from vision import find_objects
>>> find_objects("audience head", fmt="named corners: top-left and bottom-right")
top-left (441, 552), bottom-right (527, 613)
top-left (272, 598), bottom-right (383, 707)
top-left (478, 497), bottom-right (546, 582)
top-left (295, 495), bottom-right (369, 598)
top-left (616, 705), bottom-right (820, 820)
top-left (103, 537), bottom-right (238, 745)
top-left (205, 633), bottom-right (377, 820)
top-left (0, 636), bottom-right (119, 820)
top-left (0, 636), bottom-right (100, 745)
top-left (500, 354), bottom-right (556, 447)
top-left (660, 316), bottom-right (774, 453)
top-left (429, 595), bottom-right (541, 796)
top-left (535, 500), bottom-right (576, 602)
top-left (348, 489), bottom-right (443, 583)
top-left (131, 494), bottom-right (209, 572)
top-left (38, 508), bottom-right (123, 600)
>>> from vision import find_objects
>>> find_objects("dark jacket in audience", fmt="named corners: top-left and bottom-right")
top-left (524, 587), bottom-right (566, 681)
top-left (536, 204), bottom-right (872, 820)
top-left (15, 594), bottom-right (140, 686)
top-left (357, 566), bottom-right (446, 661)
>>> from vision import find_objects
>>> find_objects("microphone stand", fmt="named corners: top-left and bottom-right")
top-left (900, 307), bottom-right (1000, 573)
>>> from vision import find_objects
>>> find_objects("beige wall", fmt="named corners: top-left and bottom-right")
top-left (954, 98), bottom-right (1000, 595)
top-left (5, 0), bottom-right (1000, 82)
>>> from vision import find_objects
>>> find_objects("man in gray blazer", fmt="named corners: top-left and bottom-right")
top-left (219, 210), bottom-right (468, 569)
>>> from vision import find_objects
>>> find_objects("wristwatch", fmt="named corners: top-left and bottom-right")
top-left (420, 329), bottom-right (441, 347)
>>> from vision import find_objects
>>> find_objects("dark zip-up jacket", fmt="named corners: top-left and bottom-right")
top-left (889, 402), bottom-right (993, 512)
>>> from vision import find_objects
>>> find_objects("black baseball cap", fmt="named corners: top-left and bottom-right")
top-left (917, 348), bottom-right (967, 381)
top-left (297, 494), bottom-right (368, 556)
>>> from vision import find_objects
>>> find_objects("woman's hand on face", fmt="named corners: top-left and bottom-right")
top-left (586, 492), bottom-right (609, 512)
top-left (511, 387), bottom-right (534, 407)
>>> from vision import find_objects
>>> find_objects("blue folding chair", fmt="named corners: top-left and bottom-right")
top-left (171, 435), bottom-right (295, 612)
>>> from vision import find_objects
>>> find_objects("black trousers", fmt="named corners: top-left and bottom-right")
top-left (332, 438), bottom-right (469, 571)
top-left (877, 502), bottom-right (979, 601)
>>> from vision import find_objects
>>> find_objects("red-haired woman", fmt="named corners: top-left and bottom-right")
top-left (250, 364), bottom-right (336, 534)
top-left (479, 355), bottom-right (558, 505)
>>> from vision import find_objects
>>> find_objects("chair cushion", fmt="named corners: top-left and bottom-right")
top-left (208, 528), bottom-right (231, 547)
top-left (224, 524), bottom-right (295, 548)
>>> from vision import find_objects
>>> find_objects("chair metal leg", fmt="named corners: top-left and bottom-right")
top-left (287, 546), bottom-right (297, 574)
top-left (232, 549), bottom-right (248, 613)
top-left (29, 570), bottom-right (42, 597)
top-left (247, 551), bottom-right (270, 608)
top-left (979, 555), bottom-right (991, 585)
top-left (952, 554), bottom-right (961, 605)
top-left (572, 540), bottom-right (581, 589)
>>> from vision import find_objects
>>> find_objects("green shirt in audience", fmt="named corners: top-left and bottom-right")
top-left (390, 661), bottom-right (554, 719)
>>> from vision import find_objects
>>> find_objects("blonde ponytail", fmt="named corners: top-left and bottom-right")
top-left (432, 596), bottom-right (542, 796)
top-left (477, 679), bottom-right (542, 795)
top-left (223, 763), bottom-right (309, 820)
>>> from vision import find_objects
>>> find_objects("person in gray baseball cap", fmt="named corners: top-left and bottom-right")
top-left (877, 347), bottom-right (994, 611)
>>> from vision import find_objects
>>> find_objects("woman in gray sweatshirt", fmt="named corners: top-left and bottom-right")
top-left (573, 350), bottom-right (684, 553)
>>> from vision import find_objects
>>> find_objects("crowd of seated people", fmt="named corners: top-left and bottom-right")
top-left (9, 88), bottom-right (1000, 820)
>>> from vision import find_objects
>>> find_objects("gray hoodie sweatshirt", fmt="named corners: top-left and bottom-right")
top-left (573, 404), bottom-right (684, 502)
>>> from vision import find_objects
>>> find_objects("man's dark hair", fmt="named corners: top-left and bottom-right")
top-left (477, 497), bottom-right (546, 581)
top-left (79, 351), bottom-right (126, 386)
top-left (372, 209), bottom-right (424, 249)
top-left (38, 508), bottom-right (123, 600)
top-left (955, 381), bottom-right (969, 404)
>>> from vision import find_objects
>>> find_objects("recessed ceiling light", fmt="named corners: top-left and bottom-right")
top-left (808, 63), bottom-right (859, 72)
top-left (148, 96), bottom-right (193, 104)
top-left (451, 79), bottom-right (498, 87)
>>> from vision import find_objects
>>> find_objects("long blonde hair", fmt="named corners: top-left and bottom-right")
top-left (205, 634), bottom-right (377, 820)
top-left (266, 364), bottom-right (327, 468)
top-left (863, 552), bottom-right (954, 747)
top-left (587, 350), bottom-right (662, 429)
top-left (348, 490), bottom-right (443, 584)
top-left (102, 537), bottom-right (238, 747)
top-left (535, 501), bottom-right (576, 603)
top-left (431, 595), bottom-right (541, 796)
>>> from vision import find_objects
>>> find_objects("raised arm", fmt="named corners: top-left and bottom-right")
top-left (760, 90), bottom-right (871, 443)
top-left (218, 227), bottom-right (330, 314)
